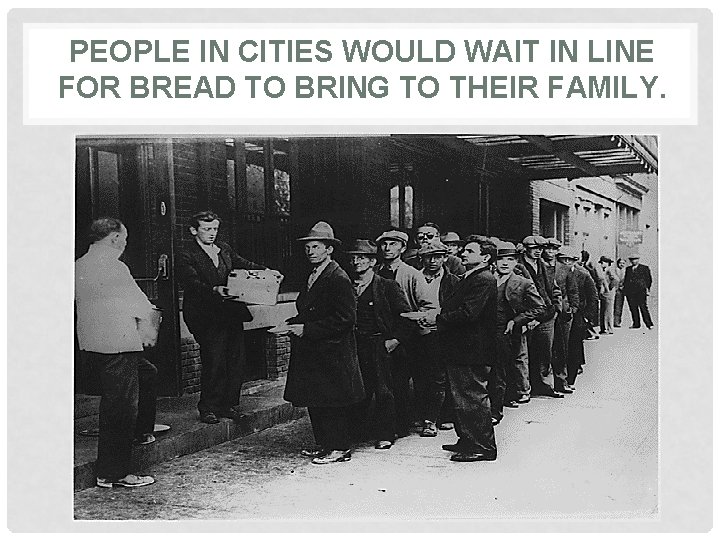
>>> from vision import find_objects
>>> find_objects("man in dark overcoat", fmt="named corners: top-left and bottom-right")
top-left (177, 210), bottom-right (282, 425)
top-left (283, 221), bottom-right (365, 465)
top-left (421, 236), bottom-right (498, 462)
top-left (345, 239), bottom-right (413, 450)
top-left (624, 254), bottom-right (654, 329)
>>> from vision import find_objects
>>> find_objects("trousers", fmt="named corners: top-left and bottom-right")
top-left (552, 314), bottom-right (573, 389)
top-left (446, 364), bottom-right (497, 455)
top-left (567, 315), bottom-right (586, 385)
top-left (194, 321), bottom-right (246, 414)
top-left (308, 406), bottom-right (352, 451)
top-left (87, 351), bottom-right (157, 480)
top-left (614, 289), bottom-right (625, 326)
top-left (600, 291), bottom-right (616, 333)
top-left (414, 331), bottom-right (451, 424)
top-left (353, 335), bottom-right (397, 442)
top-left (627, 293), bottom-right (654, 328)
top-left (526, 316), bottom-right (556, 395)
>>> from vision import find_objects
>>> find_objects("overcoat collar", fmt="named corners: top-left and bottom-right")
top-left (298, 259), bottom-right (340, 308)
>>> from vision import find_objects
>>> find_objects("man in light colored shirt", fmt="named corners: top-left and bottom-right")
top-left (75, 217), bottom-right (157, 489)
top-left (416, 240), bottom-right (459, 437)
top-left (375, 229), bottom-right (436, 436)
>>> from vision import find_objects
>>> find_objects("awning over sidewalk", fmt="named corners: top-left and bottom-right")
top-left (393, 135), bottom-right (657, 181)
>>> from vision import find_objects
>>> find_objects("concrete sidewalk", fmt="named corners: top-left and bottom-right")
top-left (74, 377), bottom-right (305, 490)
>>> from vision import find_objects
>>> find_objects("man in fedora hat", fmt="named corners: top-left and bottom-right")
top-left (405, 222), bottom-right (465, 276)
top-left (345, 239), bottom-right (413, 450)
top-left (283, 221), bottom-right (365, 464)
top-left (440, 231), bottom-right (463, 258)
top-left (375, 228), bottom-right (435, 436)
top-left (420, 235), bottom-right (498, 462)
top-left (543, 238), bottom-right (579, 394)
top-left (598, 255), bottom-right (620, 334)
top-left (490, 241), bottom-right (545, 423)
top-left (516, 235), bottom-right (564, 398)
top-left (558, 250), bottom-right (597, 385)
top-left (177, 210), bottom-right (283, 425)
top-left (624, 253), bottom-right (653, 329)
top-left (415, 239), bottom-right (459, 437)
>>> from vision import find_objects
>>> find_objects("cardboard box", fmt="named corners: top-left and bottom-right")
top-left (226, 269), bottom-right (282, 305)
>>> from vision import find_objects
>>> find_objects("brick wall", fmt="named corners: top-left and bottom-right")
top-left (266, 334), bottom-right (291, 380)
top-left (180, 337), bottom-right (202, 394)
top-left (178, 332), bottom-right (291, 395)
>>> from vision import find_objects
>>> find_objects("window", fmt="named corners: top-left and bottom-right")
top-left (539, 199), bottom-right (568, 243)
top-left (390, 184), bottom-right (414, 229)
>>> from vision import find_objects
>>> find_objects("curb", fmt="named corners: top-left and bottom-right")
top-left (74, 402), bottom-right (306, 491)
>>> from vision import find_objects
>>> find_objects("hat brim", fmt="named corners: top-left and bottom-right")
top-left (296, 236), bottom-right (342, 245)
top-left (345, 251), bottom-right (377, 256)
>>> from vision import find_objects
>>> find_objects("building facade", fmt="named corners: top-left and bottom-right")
top-left (74, 135), bottom-right (657, 397)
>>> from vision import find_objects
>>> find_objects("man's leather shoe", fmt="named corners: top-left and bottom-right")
top-left (504, 400), bottom-right (520, 408)
top-left (312, 450), bottom-right (351, 464)
top-left (549, 391), bottom-right (565, 398)
top-left (630, 325), bottom-right (641, 329)
top-left (491, 416), bottom-right (500, 426)
top-left (557, 386), bottom-right (574, 394)
top-left (450, 452), bottom-right (497, 462)
top-left (300, 447), bottom-right (327, 458)
top-left (517, 395), bottom-right (530, 404)
top-left (438, 422), bottom-right (454, 430)
top-left (442, 443), bottom-right (465, 452)
top-left (199, 412), bottom-right (219, 424)
top-left (217, 409), bottom-right (240, 420)
top-left (375, 440), bottom-right (393, 450)
top-left (577, 366), bottom-right (584, 374)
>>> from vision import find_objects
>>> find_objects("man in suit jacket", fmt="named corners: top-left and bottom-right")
top-left (284, 222), bottom-right (365, 465)
top-left (415, 240), bottom-right (460, 437)
top-left (491, 241), bottom-right (546, 423)
top-left (420, 236), bottom-right (497, 462)
top-left (624, 254), bottom-right (654, 329)
top-left (559, 250), bottom-right (598, 386)
top-left (516, 235), bottom-right (564, 398)
top-left (543, 238), bottom-right (580, 394)
top-left (345, 239), bottom-right (413, 450)
top-left (177, 210), bottom-right (282, 425)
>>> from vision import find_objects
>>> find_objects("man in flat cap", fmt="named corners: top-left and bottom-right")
top-left (375, 228), bottom-right (435, 436)
top-left (415, 239), bottom-right (459, 437)
top-left (558, 250), bottom-right (598, 386)
top-left (177, 210), bottom-right (283, 425)
top-left (284, 222), bottom-right (364, 464)
top-left (345, 239), bottom-right (412, 450)
top-left (624, 254), bottom-right (653, 329)
top-left (405, 222), bottom-right (465, 276)
top-left (490, 241), bottom-right (546, 423)
top-left (516, 235), bottom-right (564, 398)
top-left (543, 238), bottom-right (580, 394)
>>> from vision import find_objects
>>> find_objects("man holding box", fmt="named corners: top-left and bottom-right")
top-left (177, 210), bottom-right (282, 425)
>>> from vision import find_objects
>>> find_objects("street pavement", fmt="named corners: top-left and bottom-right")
top-left (74, 323), bottom-right (657, 521)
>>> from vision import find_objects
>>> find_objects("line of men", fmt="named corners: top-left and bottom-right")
top-left (76, 212), bottom-right (653, 488)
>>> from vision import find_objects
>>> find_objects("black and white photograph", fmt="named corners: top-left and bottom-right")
top-left (71, 134), bottom-right (659, 520)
